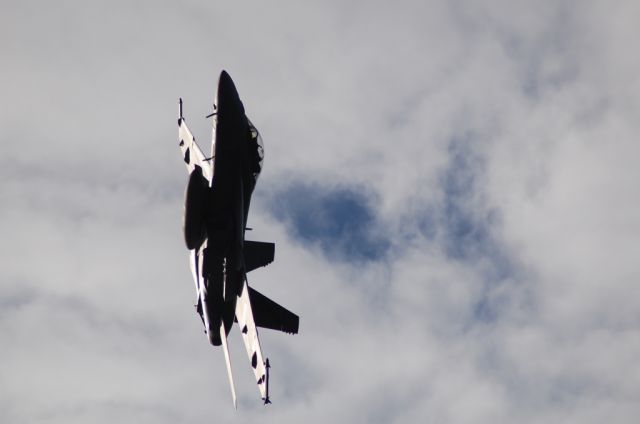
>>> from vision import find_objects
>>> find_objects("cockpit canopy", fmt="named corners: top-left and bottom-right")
top-left (247, 118), bottom-right (264, 182)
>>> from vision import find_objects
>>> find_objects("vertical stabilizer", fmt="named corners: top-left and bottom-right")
top-left (220, 326), bottom-right (237, 409)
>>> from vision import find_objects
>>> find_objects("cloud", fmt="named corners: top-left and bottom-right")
top-left (2, 0), bottom-right (640, 423)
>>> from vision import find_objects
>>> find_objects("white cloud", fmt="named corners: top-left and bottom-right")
top-left (2, 0), bottom-right (640, 422)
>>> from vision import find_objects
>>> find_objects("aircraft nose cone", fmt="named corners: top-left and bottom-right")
top-left (219, 70), bottom-right (232, 87)
top-left (217, 70), bottom-right (244, 116)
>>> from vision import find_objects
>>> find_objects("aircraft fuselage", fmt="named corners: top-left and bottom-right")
top-left (183, 71), bottom-right (261, 345)
top-left (178, 71), bottom-right (298, 404)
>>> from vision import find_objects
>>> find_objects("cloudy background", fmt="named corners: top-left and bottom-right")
top-left (2, 0), bottom-right (639, 422)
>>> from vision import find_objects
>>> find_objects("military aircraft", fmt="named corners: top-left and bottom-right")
top-left (177, 70), bottom-right (299, 408)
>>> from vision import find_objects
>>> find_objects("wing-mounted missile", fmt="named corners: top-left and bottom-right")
top-left (264, 358), bottom-right (271, 404)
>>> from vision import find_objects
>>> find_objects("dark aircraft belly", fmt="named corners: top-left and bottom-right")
top-left (183, 166), bottom-right (208, 250)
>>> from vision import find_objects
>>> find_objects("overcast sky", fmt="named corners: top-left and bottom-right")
top-left (2, 1), bottom-right (640, 422)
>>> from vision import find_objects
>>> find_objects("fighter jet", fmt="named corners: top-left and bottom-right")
top-left (177, 70), bottom-right (299, 407)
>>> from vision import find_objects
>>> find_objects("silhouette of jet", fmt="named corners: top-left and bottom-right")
top-left (178, 70), bottom-right (299, 407)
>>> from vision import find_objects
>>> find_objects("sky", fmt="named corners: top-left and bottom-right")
top-left (2, 0), bottom-right (640, 422)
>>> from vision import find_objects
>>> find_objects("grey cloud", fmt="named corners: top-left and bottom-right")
top-left (2, 0), bottom-right (640, 423)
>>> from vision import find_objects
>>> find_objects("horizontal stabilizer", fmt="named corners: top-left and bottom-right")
top-left (249, 287), bottom-right (299, 334)
top-left (244, 241), bottom-right (275, 273)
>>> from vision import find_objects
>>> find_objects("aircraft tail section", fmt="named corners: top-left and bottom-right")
top-left (249, 287), bottom-right (299, 335)
top-left (244, 241), bottom-right (275, 273)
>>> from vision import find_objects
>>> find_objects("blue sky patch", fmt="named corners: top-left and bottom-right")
top-left (266, 182), bottom-right (389, 262)
top-left (437, 137), bottom-right (520, 323)
top-left (438, 138), bottom-right (514, 279)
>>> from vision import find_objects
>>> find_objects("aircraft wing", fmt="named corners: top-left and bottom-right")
top-left (235, 279), bottom-right (270, 403)
top-left (178, 99), bottom-right (212, 182)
